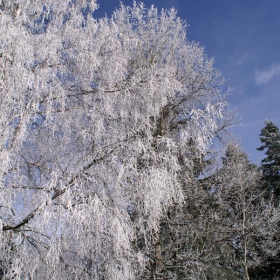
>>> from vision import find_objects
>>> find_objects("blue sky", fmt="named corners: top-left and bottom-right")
top-left (94, 0), bottom-right (280, 164)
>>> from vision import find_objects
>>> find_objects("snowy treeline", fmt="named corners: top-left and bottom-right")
top-left (0, 1), bottom-right (279, 279)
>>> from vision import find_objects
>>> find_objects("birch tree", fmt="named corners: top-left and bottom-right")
top-left (0, 1), bottom-right (231, 279)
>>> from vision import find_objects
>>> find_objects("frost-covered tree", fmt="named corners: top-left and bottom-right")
top-left (0, 1), bottom-right (232, 279)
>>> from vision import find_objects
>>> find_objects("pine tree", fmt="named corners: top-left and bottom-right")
top-left (257, 120), bottom-right (280, 198)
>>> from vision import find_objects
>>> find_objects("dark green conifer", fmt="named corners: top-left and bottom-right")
top-left (257, 120), bottom-right (280, 198)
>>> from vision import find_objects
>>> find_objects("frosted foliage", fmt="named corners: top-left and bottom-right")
top-left (0, 1), bottom-right (229, 279)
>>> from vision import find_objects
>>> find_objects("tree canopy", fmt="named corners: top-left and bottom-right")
top-left (0, 1), bottom-right (232, 278)
top-left (0, 1), bottom-right (279, 279)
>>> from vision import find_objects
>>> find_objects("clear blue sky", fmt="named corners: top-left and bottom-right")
top-left (94, 0), bottom-right (280, 164)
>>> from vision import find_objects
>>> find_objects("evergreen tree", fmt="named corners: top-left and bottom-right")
top-left (257, 120), bottom-right (280, 198)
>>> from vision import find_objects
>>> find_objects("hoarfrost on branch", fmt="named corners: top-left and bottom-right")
top-left (0, 1), bottom-right (231, 279)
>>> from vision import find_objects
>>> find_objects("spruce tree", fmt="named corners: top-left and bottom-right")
top-left (257, 120), bottom-right (280, 198)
